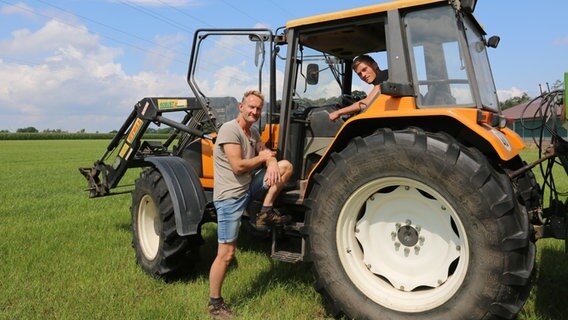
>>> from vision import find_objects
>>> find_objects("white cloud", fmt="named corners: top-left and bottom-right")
top-left (1, 20), bottom-right (100, 59)
top-left (254, 22), bottom-right (271, 29)
top-left (497, 86), bottom-right (526, 101)
top-left (0, 20), bottom-right (188, 133)
top-left (1, 2), bottom-right (35, 18)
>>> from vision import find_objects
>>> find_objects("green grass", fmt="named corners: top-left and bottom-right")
top-left (0, 140), bottom-right (324, 320)
top-left (0, 140), bottom-right (567, 319)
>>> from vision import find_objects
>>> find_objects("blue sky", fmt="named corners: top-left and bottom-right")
top-left (0, 0), bottom-right (567, 132)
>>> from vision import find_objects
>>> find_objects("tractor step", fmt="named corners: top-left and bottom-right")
top-left (271, 222), bottom-right (305, 263)
top-left (283, 222), bottom-right (304, 233)
top-left (271, 250), bottom-right (303, 263)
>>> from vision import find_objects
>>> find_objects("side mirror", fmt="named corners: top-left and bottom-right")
top-left (460, 0), bottom-right (477, 13)
top-left (487, 35), bottom-right (500, 48)
top-left (306, 63), bottom-right (319, 85)
top-left (249, 34), bottom-right (269, 67)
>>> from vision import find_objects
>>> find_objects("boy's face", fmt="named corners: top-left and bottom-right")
top-left (354, 62), bottom-right (377, 84)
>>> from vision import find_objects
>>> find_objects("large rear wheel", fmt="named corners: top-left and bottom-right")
top-left (131, 168), bottom-right (203, 278)
top-left (306, 128), bottom-right (535, 319)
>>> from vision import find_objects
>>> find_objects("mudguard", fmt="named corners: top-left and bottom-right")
top-left (145, 156), bottom-right (207, 236)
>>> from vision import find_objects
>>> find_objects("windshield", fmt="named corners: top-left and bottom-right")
top-left (293, 47), bottom-right (344, 107)
top-left (405, 6), bottom-right (474, 108)
top-left (292, 46), bottom-right (388, 108)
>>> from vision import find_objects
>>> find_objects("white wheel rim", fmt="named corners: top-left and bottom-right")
top-left (138, 194), bottom-right (160, 260)
top-left (336, 177), bottom-right (469, 312)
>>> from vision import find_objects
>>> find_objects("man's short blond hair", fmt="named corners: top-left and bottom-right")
top-left (352, 54), bottom-right (379, 71)
top-left (242, 90), bottom-right (264, 105)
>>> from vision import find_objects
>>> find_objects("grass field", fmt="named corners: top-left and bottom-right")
top-left (1, 140), bottom-right (567, 319)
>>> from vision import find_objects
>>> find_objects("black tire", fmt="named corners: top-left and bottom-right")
top-left (305, 128), bottom-right (535, 319)
top-left (131, 168), bottom-right (203, 278)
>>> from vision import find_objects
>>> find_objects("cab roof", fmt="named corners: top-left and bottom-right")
top-left (286, 0), bottom-right (445, 29)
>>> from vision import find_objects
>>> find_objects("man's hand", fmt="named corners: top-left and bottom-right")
top-left (258, 149), bottom-right (279, 187)
top-left (329, 111), bottom-right (340, 121)
top-left (264, 160), bottom-right (281, 187)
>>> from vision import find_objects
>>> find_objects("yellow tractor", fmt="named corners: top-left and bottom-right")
top-left (80, 0), bottom-right (568, 318)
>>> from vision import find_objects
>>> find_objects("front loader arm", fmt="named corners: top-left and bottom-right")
top-left (79, 97), bottom-right (214, 198)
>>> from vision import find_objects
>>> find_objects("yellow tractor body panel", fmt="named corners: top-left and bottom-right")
top-left (199, 137), bottom-right (215, 189)
top-left (286, 0), bottom-right (444, 29)
top-left (261, 123), bottom-right (280, 150)
top-left (352, 95), bottom-right (526, 160)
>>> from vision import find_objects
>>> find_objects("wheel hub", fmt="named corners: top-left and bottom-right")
top-left (397, 225), bottom-right (419, 247)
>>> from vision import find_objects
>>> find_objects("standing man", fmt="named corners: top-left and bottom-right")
top-left (208, 90), bottom-right (293, 319)
top-left (329, 54), bottom-right (387, 121)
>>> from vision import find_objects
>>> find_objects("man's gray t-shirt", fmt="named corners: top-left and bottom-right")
top-left (213, 119), bottom-right (261, 201)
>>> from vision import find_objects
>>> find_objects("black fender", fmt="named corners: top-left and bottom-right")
top-left (145, 156), bottom-right (207, 236)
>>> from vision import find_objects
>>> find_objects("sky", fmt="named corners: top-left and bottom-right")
top-left (0, 0), bottom-right (567, 133)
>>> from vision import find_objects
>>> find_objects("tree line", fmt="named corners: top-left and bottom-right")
top-left (2, 127), bottom-right (176, 134)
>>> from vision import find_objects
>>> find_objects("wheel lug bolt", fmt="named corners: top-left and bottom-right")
top-left (404, 248), bottom-right (410, 256)
top-left (391, 231), bottom-right (397, 241)
top-left (394, 242), bottom-right (401, 250)
top-left (405, 219), bottom-right (411, 225)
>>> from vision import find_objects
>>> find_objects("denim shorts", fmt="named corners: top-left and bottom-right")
top-left (214, 168), bottom-right (268, 243)
top-left (250, 167), bottom-right (269, 200)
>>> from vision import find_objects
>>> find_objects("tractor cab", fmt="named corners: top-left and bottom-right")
top-left (185, 0), bottom-right (514, 197)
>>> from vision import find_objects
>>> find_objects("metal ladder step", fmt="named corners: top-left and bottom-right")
top-left (271, 250), bottom-right (303, 263)
top-left (271, 223), bottom-right (305, 263)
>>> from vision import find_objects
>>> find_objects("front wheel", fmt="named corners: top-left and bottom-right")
top-left (131, 168), bottom-right (203, 278)
top-left (306, 128), bottom-right (535, 319)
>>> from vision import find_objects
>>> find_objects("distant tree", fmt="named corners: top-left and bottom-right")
top-left (157, 127), bottom-right (174, 134)
top-left (77, 129), bottom-right (85, 133)
top-left (17, 127), bottom-right (38, 133)
top-left (43, 128), bottom-right (66, 133)
top-left (499, 93), bottom-right (530, 110)
top-left (0, 129), bottom-right (10, 133)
